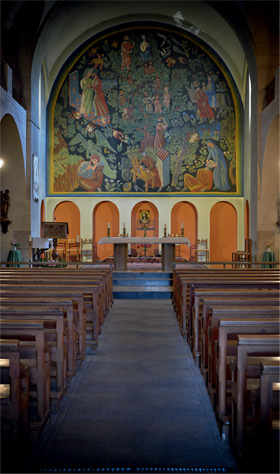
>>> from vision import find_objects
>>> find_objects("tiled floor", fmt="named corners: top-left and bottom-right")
top-left (26, 300), bottom-right (237, 473)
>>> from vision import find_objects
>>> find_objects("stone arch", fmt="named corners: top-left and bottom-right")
top-left (0, 114), bottom-right (28, 259)
top-left (210, 201), bottom-right (237, 262)
top-left (259, 114), bottom-right (280, 258)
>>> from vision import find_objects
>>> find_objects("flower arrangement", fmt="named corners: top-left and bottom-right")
top-left (266, 240), bottom-right (272, 251)
top-left (10, 239), bottom-right (20, 250)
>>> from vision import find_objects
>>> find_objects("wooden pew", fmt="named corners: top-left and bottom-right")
top-left (231, 334), bottom-right (280, 454)
top-left (214, 315), bottom-right (280, 422)
top-left (0, 283), bottom-right (99, 352)
top-left (0, 268), bottom-right (113, 318)
top-left (185, 280), bottom-right (280, 343)
top-left (0, 320), bottom-right (51, 433)
top-left (199, 293), bottom-right (280, 378)
top-left (0, 307), bottom-right (68, 411)
top-left (173, 269), bottom-right (280, 317)
top-left (259, 360), bottom-right (280, 434)
top-left (0, 339), bottom-right (30, 442)
top-left (0, 289), bottom-right (86, 363)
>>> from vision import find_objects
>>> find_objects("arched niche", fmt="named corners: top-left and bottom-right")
top-left (40, 200), bottom-right (46, 237)
top-left (94, 201), bottom-right (119, 261)
top-left (0, 114), bottom-right (28, 259)
top-left (53, 201), bottom-right (80, 240)
top-left (171, 202), bottom-right (197, 260)
top-left (131, 201), bottom-right (159, 256)
top-left (210, 201), bottom-right (237, 262)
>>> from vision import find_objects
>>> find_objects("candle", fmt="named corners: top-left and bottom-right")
top-left (108, 223), bottom-right (110, 229)
top-left (164, 223), bottom-right (167, 229)
top-left (181, 223), bottom-right (184, 229)
top-left (76, 235), bottom-right (79, 242)
top-left (123, 223), bottom-right (125, 228)
top-left (29, 235), bottom-right (32, 242)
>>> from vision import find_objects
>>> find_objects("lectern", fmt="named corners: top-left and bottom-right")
top-left (42, 222), bottom-right (69, 260)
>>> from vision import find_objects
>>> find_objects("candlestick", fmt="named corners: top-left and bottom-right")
top-left (123, 225), bottom-right (126, 237)
top-left (163, 226), bottom-right (167, 238)
top-left (107, 227), bottom-right (111, 237)
top-left (181, 227), bottom-right (184, 237)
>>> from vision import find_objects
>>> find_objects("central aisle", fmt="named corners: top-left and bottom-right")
top-left (36, 300), bottom-right (237, 472)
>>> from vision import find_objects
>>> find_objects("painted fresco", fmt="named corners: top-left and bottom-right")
top-left (48, 26), bottom-right (242, 195)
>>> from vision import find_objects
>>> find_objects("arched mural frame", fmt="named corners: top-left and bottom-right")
top-left (47, 21), bottom-right (243, 198)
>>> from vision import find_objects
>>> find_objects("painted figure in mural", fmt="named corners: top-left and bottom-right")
top-left (139, 152), bottom-right (161, 187)
top-left (121, 35), bottom-right (135, 71)
top-left (91, 69), bottom-right (109, 117)
top-left (206, 140), bottom-right (230, 191)
top-left (193, 81), bottom-right (215, 124)
top-left (140, 34), bottom-right (151, 61)
top-left (154, 117), bottom-right (168, 149)
top-left (77, 155), bottom-right (104, 192)
top-left (79, 69), bottom-right (94, 115)
top-left (203, 75), bottom-right (217, 109)
top-left (143, 91), bottom-right (154, 113)
top-left (183, 160), bottom-right (216, 192)
top-left (163, 86), bottom-right (171, 110)
top-left (154, 95), bottom-right (163, 114)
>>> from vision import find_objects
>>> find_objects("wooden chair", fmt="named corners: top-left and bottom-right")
top-left (66, 239), bottom-right (80, 262)
top-left (232, 238), bottom-right (252, 267)
top-left (56, 239), bottom-right (67, 260)
top-left (195, 238), bottom-right (209, 262)
top-left (80, 239), bottom-right (93, 262)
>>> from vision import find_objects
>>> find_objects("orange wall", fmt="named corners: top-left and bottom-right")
top-left (53, 201), bottom-right (80, 239)
top-left (171, 202), bottom-right (197, 260)
top-left (94, 201), bottom-right (119, 261)
top-left (210, 202), bottom-right (237, 261)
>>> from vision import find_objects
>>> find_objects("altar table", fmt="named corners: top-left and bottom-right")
top-left (98, 237), bottom-right (191, 271)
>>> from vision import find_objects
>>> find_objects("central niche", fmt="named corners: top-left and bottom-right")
top-left (48, 24), bottom-right (242, 196)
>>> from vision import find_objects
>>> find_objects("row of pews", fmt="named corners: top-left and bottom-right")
top-left (173, 266), bottom-right (280, 472)
top-left (0, 265), bottom-right (113, 459)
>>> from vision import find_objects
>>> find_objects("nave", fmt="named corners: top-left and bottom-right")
top-left (23, 299), bottom-right (237, 473)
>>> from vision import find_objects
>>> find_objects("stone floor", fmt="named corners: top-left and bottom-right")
top-left (22, 300), bottom-right (238, 473)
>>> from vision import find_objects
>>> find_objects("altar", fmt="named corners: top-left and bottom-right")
top-left (98, 237), bottom-right (191, 271)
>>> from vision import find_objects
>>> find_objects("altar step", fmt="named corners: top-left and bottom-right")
top-left (113, 271), bottom-right (173, 299)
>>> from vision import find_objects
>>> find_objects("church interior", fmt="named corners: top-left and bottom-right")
top-left (0, 1), bottom-right (279, 473)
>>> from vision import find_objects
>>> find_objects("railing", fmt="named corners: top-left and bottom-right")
top-left (173, 261), bottom-right (279, 269)
top-left (1, 59), bottom-right (24, 106)
top-left (1, 260), bottom-right (279, 269)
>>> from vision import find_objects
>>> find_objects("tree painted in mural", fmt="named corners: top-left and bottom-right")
top-left (50, 27), bottom-right (239, 195)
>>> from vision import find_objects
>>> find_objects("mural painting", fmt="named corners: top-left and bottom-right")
top-left (48, 25), bottom-right (242, 196)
